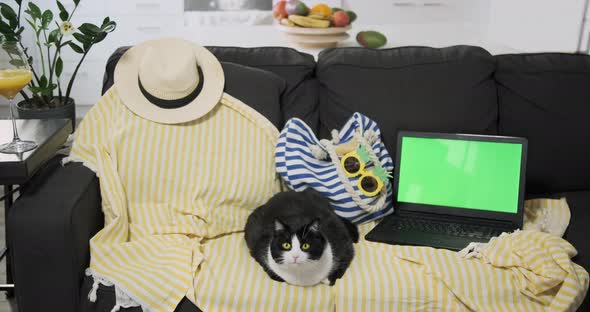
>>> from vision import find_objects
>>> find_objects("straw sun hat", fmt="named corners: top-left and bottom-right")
top-left (114, 37), bottom-right (225, 124)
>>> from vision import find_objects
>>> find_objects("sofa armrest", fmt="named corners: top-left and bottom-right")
top-left (8, 156), bottom-right (103, 312)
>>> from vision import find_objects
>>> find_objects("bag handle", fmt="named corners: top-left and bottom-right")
top-left (321, 129), bottom-right (387, 214)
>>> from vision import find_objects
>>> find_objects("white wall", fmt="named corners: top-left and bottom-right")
top-left (342, 0), bottom-right (489, 25)
top-left (487, 0), bottom-right (586, 53)
top-left (2, 0), bottom-right (587, 111)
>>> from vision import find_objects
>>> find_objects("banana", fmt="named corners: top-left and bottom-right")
top-left (288, 15), bottom-right (330, 28)
top-left (307, 13), bottom-right (331, 21)
top-left (280, 18), bottom-right (296, 27)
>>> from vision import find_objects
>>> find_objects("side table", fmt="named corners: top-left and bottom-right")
top-left (0, 119), bottom-right (72, 297)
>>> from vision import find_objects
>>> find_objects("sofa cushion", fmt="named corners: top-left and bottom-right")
top-left (496, 54), bottom-right (590, 194)
top-left (220, 62), bottom-right (286, 129)
top-left (316, 46), bottom-right (498, 154)
top-left (103, 46), bottom-right (316, 131)
top-left (207, 47), bottom-right (318, 131)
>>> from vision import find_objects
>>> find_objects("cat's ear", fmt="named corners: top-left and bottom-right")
top-left (274, 219), bottom-right (287, 231)
top-left (309, 219), bottom-right (320, 232)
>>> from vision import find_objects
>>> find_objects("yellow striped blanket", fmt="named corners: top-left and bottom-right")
top-left (67, 87), bottom-right (588, 311)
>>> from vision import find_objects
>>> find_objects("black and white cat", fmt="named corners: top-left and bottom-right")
top-left (245, 189), bottom-right (359, 286)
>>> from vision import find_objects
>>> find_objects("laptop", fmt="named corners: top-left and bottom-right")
top-left (365, 131), bottom-right (528, 251)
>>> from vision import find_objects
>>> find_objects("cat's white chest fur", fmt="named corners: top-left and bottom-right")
top-left (266, 241), bottom-right (334, 286)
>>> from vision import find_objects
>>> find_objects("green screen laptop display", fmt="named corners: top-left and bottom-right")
top-left (397, 137), bottom-right (523, 214)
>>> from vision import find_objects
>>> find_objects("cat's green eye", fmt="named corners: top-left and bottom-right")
top-left (302, 243), bottom-right (310, 250)
top-left (282, 242), bottom-right (291, 250)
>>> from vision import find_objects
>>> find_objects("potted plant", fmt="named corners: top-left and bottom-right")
top-left (0, 0), bottom-right (116, 129)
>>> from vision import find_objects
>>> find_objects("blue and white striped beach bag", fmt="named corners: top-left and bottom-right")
top-left (275, 113), bottom-right (394, 224)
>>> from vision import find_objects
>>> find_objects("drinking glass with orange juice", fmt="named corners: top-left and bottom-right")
top-left (0, 40), bottom-right (37, 153)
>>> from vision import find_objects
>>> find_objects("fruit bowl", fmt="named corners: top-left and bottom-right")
top-left (277, 24), bottom-right (352, 48)
top-left (274, 1), bottom-right (355, 48)
top-left (276, 24), bottom-right (351, 35)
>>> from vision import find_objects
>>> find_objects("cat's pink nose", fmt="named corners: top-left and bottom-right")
top-left (293, 256), bottom-right (299, 262)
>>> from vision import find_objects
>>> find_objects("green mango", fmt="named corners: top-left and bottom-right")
top-left (346, 10), bottom-right (357, 23)
top-left (356, 31), bottom-right (387, 49)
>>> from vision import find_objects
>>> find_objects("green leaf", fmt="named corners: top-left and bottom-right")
top-left (3, 34), bottom-right (17, 42)
top-left (29, 84), bottom-right (57, 97)
top-left (15, 26), bottom-right (24, 35)
top-left (59, 10), bottom-right (68, 21)
top-left (0, 4), bottom-right (18, 30)
top-left (2, 42), bottom-right (20, 54)
top-left (25, 18), bottom-right (36, 32)
top-left (41, 10), bottom-right (53, 29)
top-left (55, 57), bottom-right (63, 77)
top-left (59, 11), bottom-right (68, 22)
top-left (72, 32), bottom-right (91, 45)
top-left (27, 2), bottom-right (42, 20)
top-left (39, 75), bottom-right (48, 88)
top-left (103, 16), bottom-right (110, 24)
top-left (73, 0), bottom-right (80, 6)
top-left (68, 41), bottom-right (83, 53)
top-left (9, 59), bottom-right (25, 67)
top-left (0, 19), bottom-right (13, 34)
top-left (8, 18), bottom-right (18, 30)
top-left (0, 4), bottom-right (17, 24)
top-left (56, 1), bottom-right (68, 21)
top-left (78, 23), bottom-right (100, 36)
top-left (29, 86), bottom-right (44, 94)
top-left (48, 28), bottom-right (60, 43)
top-left (93, 31), bottom-right (106, 44)
top-left (101, 21), bottom-right (116, 33)
top-left (56, 1), bottom-right (66, 12)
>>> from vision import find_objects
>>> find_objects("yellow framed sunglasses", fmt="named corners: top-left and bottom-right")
top-left (340, 144), bottom-right (391, 197)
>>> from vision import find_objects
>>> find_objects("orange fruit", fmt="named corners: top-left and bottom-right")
top-left (309, 3), bottom-right (332, 18)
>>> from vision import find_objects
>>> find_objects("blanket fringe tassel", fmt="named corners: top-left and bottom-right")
top-left (85, 268), bottom-right (142, 311)
top-left (88, 279), bottom-right (99, 302)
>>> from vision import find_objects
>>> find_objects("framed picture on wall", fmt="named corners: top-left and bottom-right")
top-left (184, 0), bottom-right (275, 26)
top-left (183, 0), bottom-right (342, 26)
top-left (185, 0), bottom-right (342, 12)
top-left (185, 0), bottom-right (272, 11)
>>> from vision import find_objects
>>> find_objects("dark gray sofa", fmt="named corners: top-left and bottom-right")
top-left (8, 46), bottom-right (590, 311)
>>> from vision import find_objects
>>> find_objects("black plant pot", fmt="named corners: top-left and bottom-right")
top-left (16, 97), bottom-right (76, 131)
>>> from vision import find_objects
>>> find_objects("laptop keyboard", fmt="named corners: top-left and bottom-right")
top-left (389, 217), bottom-right (509, 239)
